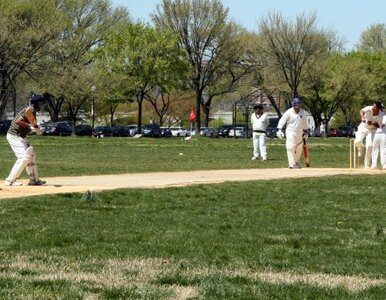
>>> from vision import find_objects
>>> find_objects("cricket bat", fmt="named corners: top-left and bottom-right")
top-left (303, 138), bottom-right (310, 167)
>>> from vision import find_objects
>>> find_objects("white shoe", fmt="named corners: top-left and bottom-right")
top-left (5, 180), bottom-right (22, 186)
top-left (251, 157), bottom-right (257, 161)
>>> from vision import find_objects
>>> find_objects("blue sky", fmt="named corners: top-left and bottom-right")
top-left (111, 0), bottom-right (386, 51)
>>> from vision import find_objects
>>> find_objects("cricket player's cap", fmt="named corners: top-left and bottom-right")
top-left (254, 104), bottom-right (264, 110)
top-left (374, 100), bottom-right (384, 110)
top-left (291, 97), bottom-right (302, 106)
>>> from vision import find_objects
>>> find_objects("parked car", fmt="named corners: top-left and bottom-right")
top-left (170, 126), bottom-right (188, 137)
top-left (228, 125), bottom-right (250, 138)
top-left (266, 127), bottom-right (278, 139)
top-left (200, 127), bottom-right (219, 137)
top-left (160, 127), bottom-right (172, 137)
top-left (75, 124), bottom-right (93, 136)
top-left (338, 125), bottom-right (355, 137)
top-left (127, 125), bottom-right (138, 136)
top-left (0, 119), bottom-right (11, 134)
top-left (217, 124), bottom-right (232, 137)
top-left (92, 126), bottom-right (113, 138)
top-left (328, 128), bottom-right (339, 137)
top-left (142, 124), bottom-right (161, 137)
top-left (41, 121), bottom-right (72, 136)
top-left (112, 125), bottom-right (131, 137)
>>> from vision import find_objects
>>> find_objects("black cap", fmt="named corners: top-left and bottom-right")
top-left (253, 104), bottom-right (264, 110)
top-left (374, 100), bottom-right (384, 110)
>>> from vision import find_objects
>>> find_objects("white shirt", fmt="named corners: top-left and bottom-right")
top-left (251, 112), bottom-right (269, 132)
top-left (375, 113), bottom-right (386, 134)
top-left (277, 107), bottom-right (308, 136)
top-left (361, 106), bottom-right (382, 129)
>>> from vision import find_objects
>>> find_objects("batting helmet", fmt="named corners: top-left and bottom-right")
top-left (291, 97), bottom-right (302, 106)
top-left (29, 94), bottom-right (45, 111)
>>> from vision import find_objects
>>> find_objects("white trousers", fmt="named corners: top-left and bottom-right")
top-left (354, 123), bottom-right (375, 167)
top-left (371, 132), bottom-right (386, 169)
top-left (285, 131), bottom-right (303, 167)
top-left (6, 133), bottom-right (38, 182)
top-left (252, 133), bottom-right (267, 159)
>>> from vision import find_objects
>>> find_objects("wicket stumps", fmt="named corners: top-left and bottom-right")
top-left (349, 138), bottom-right (359, 168)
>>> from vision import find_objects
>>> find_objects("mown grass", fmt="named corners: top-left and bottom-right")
top-left (0, 136), bottom-right (386, 299)
top-left (1, 135), bottom-right (352, 178)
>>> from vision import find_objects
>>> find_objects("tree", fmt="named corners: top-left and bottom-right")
top-left (202, 29), bottom-right (261, 126)
top-left (358, 23), bottom-right (386, 53)
top-left (0, 0), bottom-right (64, 118)
top-left (34, 0), bottom-right (129, 124)
top-left (257, 11), bottom-right (340, 108)
top-left (153, 0), bottom-right (242, 133)
top-left (302, 53), bottom-right (368, 132)
top-left (145, 87), bottom-right (193, 126)
top-left (94, 22), bottom-right (188, 132)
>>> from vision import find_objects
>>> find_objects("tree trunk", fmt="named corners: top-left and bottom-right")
top-left (137, 93), bottom-right (144, 133)
top-left (202, 102), bottom-right (210, 127)
top-left (267, 94), bottom-right (282, 119)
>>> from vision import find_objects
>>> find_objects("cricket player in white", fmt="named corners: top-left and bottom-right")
top-left (251, 104), bottom-right (269, 161)
top-left (371, 110), bottom-right (386, 169)
top-left (5, 94), bottom-right (46, 186)
top-left (276, 97), bottom-right (308, 169)
top-left (354, 101), bottom-right (383, 168)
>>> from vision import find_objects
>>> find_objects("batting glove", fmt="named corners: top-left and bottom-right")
top-left (276, 129), bottom-right (284, 139)
top-left (36, 127), bottom-right (44, 135)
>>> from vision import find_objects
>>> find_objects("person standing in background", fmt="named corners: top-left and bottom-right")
top-left (250, 104), bottom-right (269, 161)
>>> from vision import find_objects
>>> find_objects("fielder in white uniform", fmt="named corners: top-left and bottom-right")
top-left (371, 112), bottom-right (386, 169)
top-left (5, 94), bottom-right (46, 186)
top-left (354, 101), bottom-right (383, 168)
top-left (250, 104), bottom-right (269, 161)
top-left (276, 97), bottom-right (308, 169)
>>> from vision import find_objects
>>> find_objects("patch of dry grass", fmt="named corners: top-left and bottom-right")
top-left (1, 254), bottom-right (384, 297)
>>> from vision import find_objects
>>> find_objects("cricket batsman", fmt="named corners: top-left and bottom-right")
top-left (5, 94), bottom-right (47, 186)
top-left (276, 97), bottom-right (308, 169)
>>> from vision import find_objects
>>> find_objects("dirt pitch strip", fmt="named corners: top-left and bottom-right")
top-left (0, 167), bottom-right (380, 199)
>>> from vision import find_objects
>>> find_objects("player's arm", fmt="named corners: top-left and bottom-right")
top-left (359, 109), bottom-right (366, 123)
top-left (24, 108), bottom-right (39, 128)
top-left (15, 108), bottom-right (35, 129)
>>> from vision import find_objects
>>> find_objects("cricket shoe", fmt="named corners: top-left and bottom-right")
top-left (289, 164), bottom-right (301, 169)
top-left (28, 179), bottom-right (47, 186)
top-left (251, 156), bottom-right (257, 160)
top-left (5, 180), bottom-right (23, 186)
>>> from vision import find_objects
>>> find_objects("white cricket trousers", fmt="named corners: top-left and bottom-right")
top-left (252, 132), bottom-right (267, 160)
top-left (6, 133), bottom-right (34, 182)
top-left (371, 131), bottom-right (386, 169)
top-left (285, 131), bottom-right (303, 167)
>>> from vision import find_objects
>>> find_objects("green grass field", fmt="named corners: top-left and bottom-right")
top-left (1, 135), bottom-right (355, 178)
top-left (1, 136), bottom-right (386, 299)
